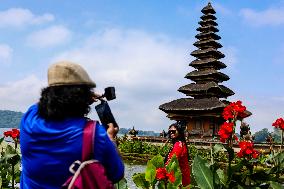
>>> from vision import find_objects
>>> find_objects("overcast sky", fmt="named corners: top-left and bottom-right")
top-left (0, 0), bottom-right (283, 133)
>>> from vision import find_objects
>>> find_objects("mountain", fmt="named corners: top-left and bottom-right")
top-left (118, 128), bottom-right (160, 137)
top-left (0, 110), bottom-right (23, 128)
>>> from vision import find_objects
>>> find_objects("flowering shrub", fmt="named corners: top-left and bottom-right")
top-left (218, 100), bottom-right (246, 145)
top-left (237, 141), bottom-right (259, 159)
top-left (155, 168), bottom-right (175, 183)
top-left (218, 122), bottom-right (234, 143)
top-left (192, 101), bottom-right (284, 188)
top-left (272, 118), bottom-right (284, 130)
top-left (272, 117), bottom-right (284, 149)
top-left (132, 154), bottom-right (183, 189)
top-left (0, 128), bottom-right (21, 189)
top-left (222, 100), bottom-right (246, 120)
top-left (4, 129), bottom-right (20, 142)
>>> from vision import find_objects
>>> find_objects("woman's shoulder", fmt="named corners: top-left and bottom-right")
top-left (94, 121), bottom-right (107, 135)
top-left (174, 141), bottom-right (186, 147)
top-left (172, 141), bottom-right (188, 152)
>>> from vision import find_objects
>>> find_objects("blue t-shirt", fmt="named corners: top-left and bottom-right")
top-left (20, 104), bottom-right (124, 189)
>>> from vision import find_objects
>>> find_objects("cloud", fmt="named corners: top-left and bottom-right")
top-left (240, 7), bottom-right (284, 26)
top-left (0, 8), bottom-right (54, 28)
top-left (229, 94), bottom-right (284, 133)
top-left (214, 3), bottom-right (233, 16)
top-left (26, 25), bottom-right (72, 48)
top-left (51, 28), bottom-right (193, 131)
top-left (222, 46), bottom-right (238, 72)
top-left (0, 75), bottom-right (44, 111)
top-left (0, 44), bottom-right (13, 64)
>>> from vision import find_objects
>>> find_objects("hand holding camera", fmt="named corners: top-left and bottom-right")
top-left (93, 87), bottom-right (118, 132)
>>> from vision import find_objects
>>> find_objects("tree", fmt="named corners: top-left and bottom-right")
top-left (272, 127), bottom-right (281, 143)
top-left (253, 128), bottom-right (270, 143)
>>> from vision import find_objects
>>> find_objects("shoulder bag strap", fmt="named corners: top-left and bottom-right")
top-left (82, 120), bottom-right (96, 161)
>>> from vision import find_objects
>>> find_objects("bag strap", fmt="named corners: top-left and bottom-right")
top-left (82, 120), bottom-right (96, 161)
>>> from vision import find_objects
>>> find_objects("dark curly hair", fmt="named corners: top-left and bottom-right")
top-left (38, 85), bottom-right (94, 120)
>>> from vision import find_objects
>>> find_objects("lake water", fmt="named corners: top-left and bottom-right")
top-left (124, 163), bottom-right (146, 188)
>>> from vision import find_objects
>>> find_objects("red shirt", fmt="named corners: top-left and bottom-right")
top-left (165, 141), bottom-right (190, 187)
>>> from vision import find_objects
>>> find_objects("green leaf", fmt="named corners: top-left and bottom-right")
top-left (7, 154), bottom-right (20, 165)
top-left (167, 182), bottom-right (178, 189)
top-left (0, 137), bottom-right (4, 145)
top-left (269, 181), bottom-right (283, 189)
top-left (5, 145), bottom-right (16, 155)
top-left (192, 155), bottom-right (214, 189)
top-left (145, 161), bottom-right (156, 184)
top-left (116, 178), bottom-right (128, 189)
top-left (216, 169), bottom-right (226, 186)
top-left (237, 185), bottom-right (244, 189)
top-left (165, 154), bottom-right (182, 186)
top-left (231, 160), bottom-right (245, 173)
top-left (165, 154), bottom-right (178, 172)
top-left (213, 144), bottom-right (225, 154)
top-left (132, 173), bottom-right (150, 189)
top-left (150, 154), bottom-right (164, 168)
top-left (157, 180), bottom-right (166, 189)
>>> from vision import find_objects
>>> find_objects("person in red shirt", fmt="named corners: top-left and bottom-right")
top-left (164, 123), bottom-right (190, 188)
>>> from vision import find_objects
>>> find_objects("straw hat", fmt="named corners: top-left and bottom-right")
top-left (48, 61), bottom-right (96, 87)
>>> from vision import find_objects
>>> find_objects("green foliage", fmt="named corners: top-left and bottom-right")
top-left (132, 154), bottom-right (182, 189)
top-left (149, 154), bottom-right (164, 168)
top-left (0, 110), bottom-right (23, 128)
top-left (191, 144), bottom-right (284, 189)
top-left (165, 155), bottom-right (182, 187)
top-left (115, 178), bottom-right (129, 189)
top-left (145, 161), bottom-right (156, 183)
top-left (272, 128), bottom-right (281, 143)
top-left (118, 140), bottom-right (170, 156)
top-left (0, 137), bottom-right (21, 189)
top-left (133, 173), bottom-right (150, 189)
top-left (192, 155), bottom-right (214, 189)
top-left (254, 128), bottom-right (270, 143)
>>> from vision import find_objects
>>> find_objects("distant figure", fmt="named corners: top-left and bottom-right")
top-left (20, 61), bottom-right (124, 189)
top-left (128, 126), bottom-right (138, 137)
top-left (164, 123), bottom-right (190, 188)
top-left (160, 130), bottom-right (167, 138)
top-left (266, 134), bottom-right (274, 153)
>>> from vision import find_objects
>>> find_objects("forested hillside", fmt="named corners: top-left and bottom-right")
top-left (0, 110), bottom-right (23, 128)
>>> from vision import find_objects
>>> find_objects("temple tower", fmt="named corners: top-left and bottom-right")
top-left (159, 3), bottom-right (249, 138)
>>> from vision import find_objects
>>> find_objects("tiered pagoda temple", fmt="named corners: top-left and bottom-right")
top-left (159, 2), bottom-right (250, 138)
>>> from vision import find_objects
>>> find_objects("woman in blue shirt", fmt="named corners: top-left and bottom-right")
top-left (20, 61), bottom-right (124, 189)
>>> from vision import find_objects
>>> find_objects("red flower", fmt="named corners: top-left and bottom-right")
top-left (155, 168), bottom-right (176, 183)
top-left (222, 106), bottom-right (234, 120)
top-left (252, 150), bottom-right (259, 159)
top-left (218, 122), bottom-right (234, 143)
top-left (272, 118), bottom-right (284, 130)
top-left (11, 129), bottom-right (20, 139)
top-left (3, 129), bottom-right (20, 140)
top-left (222, 101), bottom-right (246, 120)
top-left (4, 131), bottom-right (12, 137)
top-left (167, 171), bottom-right (175, 183)
top-left (156, 168), bottom-right (167, 180)
top-left (233, 134), bottom-right (239, 142)
top-left (238, 141), bottom-right (259, 159)
top-left (237, 151), bottom-right (244, 158)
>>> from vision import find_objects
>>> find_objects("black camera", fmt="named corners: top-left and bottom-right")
top-left (94, 87), bottom-right (118, 128)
